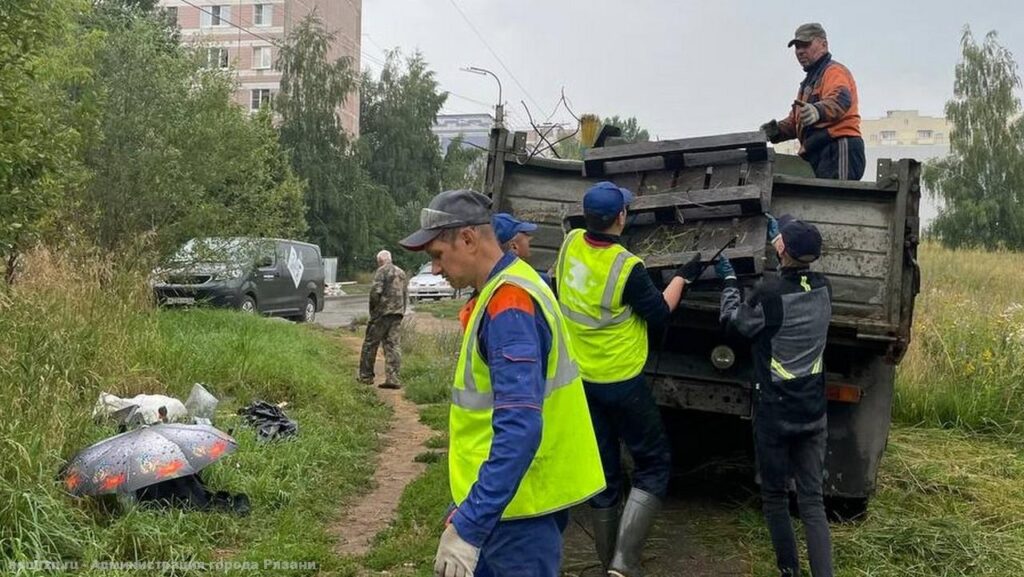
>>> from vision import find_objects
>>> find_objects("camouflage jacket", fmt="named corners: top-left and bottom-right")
top-left (369, 263), bottom-right (407, 319)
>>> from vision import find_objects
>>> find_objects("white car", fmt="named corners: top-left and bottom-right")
top-left (407, 263), bottom-right (459, 302)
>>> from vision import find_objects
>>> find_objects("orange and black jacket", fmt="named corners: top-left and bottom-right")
top-left (774, 53), bottom-right (861, 158)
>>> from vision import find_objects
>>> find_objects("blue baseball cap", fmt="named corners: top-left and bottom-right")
top-left (492, 213), bottom-right (538, 244)
top-left (778, 214), bottom-right (822, 262)
top-left (583, 181), bottom-right (634, 218)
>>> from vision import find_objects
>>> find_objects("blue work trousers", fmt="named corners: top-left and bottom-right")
top-left (473, 512), bottom-right (563, 576)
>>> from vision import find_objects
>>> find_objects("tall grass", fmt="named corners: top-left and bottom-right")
top-left (399, 323), bottom-right (460, 406)
top-left (895, 243), bottom-right (1024, 431)
top-left (0, 249), bottom-right (388, 575)
top-left (738, 427), bottom-right (1024, 576)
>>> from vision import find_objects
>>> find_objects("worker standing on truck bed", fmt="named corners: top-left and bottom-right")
top-left (715, 214), bottom-right (834, 577)
top-left (760, 23), bottom-right (865, 181)
top-left (400, 189), bottom-right (605, 577)
top-left (553, 181), bottom-right (705, 577)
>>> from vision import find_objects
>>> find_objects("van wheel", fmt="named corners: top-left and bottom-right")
top-left (294, 297), bottom-right (316, 323)
top-left (239, 295), bottom-right (257, 314)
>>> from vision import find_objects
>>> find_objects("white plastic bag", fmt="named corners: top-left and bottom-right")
top-left (185, 383), bottom-right (219, 420)
top-left (92, 392), bottom-right (188, 426)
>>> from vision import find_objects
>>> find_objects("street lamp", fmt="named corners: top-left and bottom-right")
top-left (461, 66), bottom-right (503, 126)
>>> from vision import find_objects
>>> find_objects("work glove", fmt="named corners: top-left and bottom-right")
top-left (759, 119), bottom-right (780, 141)
top-left (798, 102), bottom-right (820, 127)
top-left (766, 213), bottom-right (781, 243)
top-left (674, 253), bottom-right (705, 284)
top-left (766, 213), bottom-right (785, 255)
top-left (434, 524), bottom-right (479, 577)
top-left (715, 257), bottom-right (736, 281)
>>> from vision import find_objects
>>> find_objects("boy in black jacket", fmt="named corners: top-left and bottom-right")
top-left (716, 215), bottom-right (833, 577)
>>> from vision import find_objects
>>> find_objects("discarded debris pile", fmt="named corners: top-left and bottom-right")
top-left (238, 400), bottom-right (298, 442)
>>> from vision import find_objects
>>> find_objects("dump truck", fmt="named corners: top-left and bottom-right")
top-left (483, 126), bottom-right (921, 517)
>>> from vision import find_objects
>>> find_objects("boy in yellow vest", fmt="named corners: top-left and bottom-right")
top-left (400, 189), bottom-right (605, 577)
top-left (553, 181), bottom-right (705, 576)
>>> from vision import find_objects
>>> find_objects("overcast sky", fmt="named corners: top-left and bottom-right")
top-left (362, 0), bottom-right (1024, 138)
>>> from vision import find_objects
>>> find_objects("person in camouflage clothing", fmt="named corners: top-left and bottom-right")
top-left (359, 250), bottom-right (408, 389)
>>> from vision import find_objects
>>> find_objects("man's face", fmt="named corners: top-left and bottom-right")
top-left (424, 228), bottom-right (475, 289)
top-left (511, 232), bottom-right (532, 259)
top-left (794, 37), bottom-right (827, 68)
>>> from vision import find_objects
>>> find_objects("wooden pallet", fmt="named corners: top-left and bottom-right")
top-left (582, 131), bottom-right (769, 178)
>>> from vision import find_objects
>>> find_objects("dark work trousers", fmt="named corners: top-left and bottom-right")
top-left (807, 136), bottom-right (865, 181)
top-left (755, 416), bottom-right (834, 577)
top-left (584, 374), bottom-right (672, 509)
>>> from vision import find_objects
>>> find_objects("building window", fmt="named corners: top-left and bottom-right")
top-left (250, 89), bottom-right (272, 111)
top-left (201, 5), bottom-right (230, 27)
top-left (165, 6), bottom-right (177, 25)
top-left (880, 130), bottom-right (897, 141)
top-left (206, 47), bottom-right (229, 70)
top-left (917, 130), bottom-right (933, 139)
top-left (253, 46), bottom-right (272, 70)
top-left (253, 4), bottom-right (273, 26)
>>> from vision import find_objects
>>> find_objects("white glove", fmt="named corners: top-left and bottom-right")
top-left (799, 102), bottom-right (820, 126)
top-left (434, 524), bottom-right (479, 577)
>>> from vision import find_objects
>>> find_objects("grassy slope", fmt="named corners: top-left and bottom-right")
top-left (0, 255), bottom-right (388, 576)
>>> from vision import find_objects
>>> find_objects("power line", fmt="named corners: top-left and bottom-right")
top-left (177, 0), bottom-right (386, 85)
top-left (448, 92), bottom-right (493, 108)
top-left (178, 0), bottom-right (281, 46)
top-left (445, 0), bottom-right (544, 112)
top-left (362, 33), bottom-right (389, 56)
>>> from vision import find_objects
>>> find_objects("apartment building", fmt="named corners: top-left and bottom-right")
top-left (159, 0), bottom-right (362, 136)
top-left (432, 113), bottom-right (494, 152)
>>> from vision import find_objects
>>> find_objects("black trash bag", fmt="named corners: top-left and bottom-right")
top-left (136, 473), bottom-right (250, 516)
top-left (237, 400), bottom-right (298, 442)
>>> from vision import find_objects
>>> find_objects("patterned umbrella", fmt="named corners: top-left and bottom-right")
top-left (61, 424), bottom-right (237, 496)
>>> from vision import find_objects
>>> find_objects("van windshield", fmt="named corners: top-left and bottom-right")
top-left (169, 238), bottom-right (271, 266)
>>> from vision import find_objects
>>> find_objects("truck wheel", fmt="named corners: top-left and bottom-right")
top-left (825, 496), bottom-right (869, 523)
top-left (239, 295), bottom-right (257, 314)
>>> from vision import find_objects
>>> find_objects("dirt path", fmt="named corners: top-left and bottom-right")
top-left (330, 334), bottom-right (434, 557)
top-left (328, 311), bottom-right (753, 575)
top-left (561, 496), bottom-right (749, 576)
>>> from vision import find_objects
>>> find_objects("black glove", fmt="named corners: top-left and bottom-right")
top-left (759, 119), bottom-right (780, 142)
top-left (674, 253), bottom-right (704, 283)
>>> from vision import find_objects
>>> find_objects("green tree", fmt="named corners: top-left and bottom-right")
top-left (925, 28), bottom-right (1024, 249)
top-left (602, 115), bottom-right (650, 142)
top-left (277, 13), bottom-right (386, 273)
top-left (359, 49), bottom-right (448, 271)
top-left (80, 6), bottom-right (305, 256)
top-left (360, 49), bottom-right (448, 206)
top-left (0, 0), bottom-right (95, 281)
top-left (441, 136), bottom-right (486, 191)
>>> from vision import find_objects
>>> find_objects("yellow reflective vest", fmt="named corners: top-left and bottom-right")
top-left (450, 258), bottom-right (605, 518)
top-left (554, 229), bottom-right (648, 383)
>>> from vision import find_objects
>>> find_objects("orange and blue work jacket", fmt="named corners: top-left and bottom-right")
top-left (775, 53), bottom-right (861, 158)
top-left (450, 251), bottom-right (553, 547)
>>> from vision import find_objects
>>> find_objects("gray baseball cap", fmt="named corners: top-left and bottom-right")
top-left (788, 23), bottom-right (827, 47)
top-left (399, 189), bottom-right (493, 251)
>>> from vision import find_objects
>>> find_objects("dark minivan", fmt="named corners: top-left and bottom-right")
top-left (152, 237), bottom-right (325, 322)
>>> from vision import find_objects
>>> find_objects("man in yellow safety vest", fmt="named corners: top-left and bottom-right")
top-left (553, 181), bottom-right (706, 576)
top-left (400, 188), bottom-right (605, 577)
